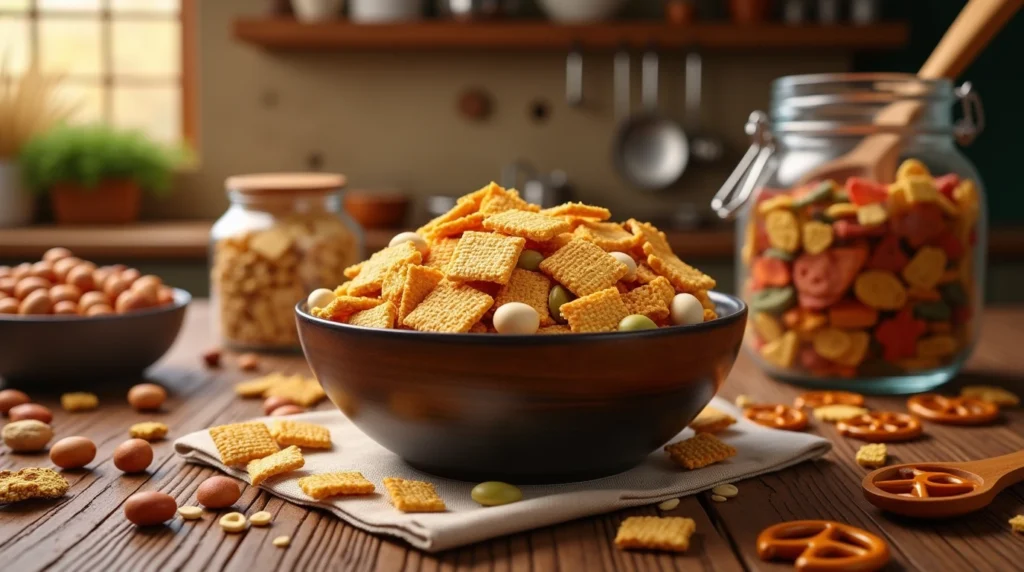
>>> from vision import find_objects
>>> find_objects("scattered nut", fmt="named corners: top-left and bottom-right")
top-left (86, 304), bottom-right (114, 316)
top-left (711, 484), bottom-right (739, 498)
top-left (178, 506), bottom-right (204, 520)
top-left (14, 276), bottom-right (51, 300)
top-left (202, 348), bottom-right (222, 368)
top-left (272, 535), bottom-right (290, 548)
top-left (658, 498), bottom-right (680, 511)
top-left (263, 396), bottom-right (297, 416)
top-left (49, 436), bottom-right (97, 469)
top-left (238, 353), bottom-right (261, 372)
top-left (270, 405), bottom-right (306, 416)
top-left (735, 395), bottom-right (755, 408)
top-left (43, 247), bottom-right (73, 263)
top-left (197, 475), bottom-right (241, 509)
top-left (710, 494), bottom-right (727, 503)
top-left (0, 297), bottom-right (18, 314)
top-left (0, 388), bottom-right (30, 415)
top-left (249, 510), bottom-right (273, 526)
top-left (19, 290), bottom-right (53, 315)
top-left (53, 300), bottom-right (79, 315)
top-left (219, 512), bottom-right (248, 533)
top-left (124, 491), bottom-right (177, 526)
top-left (8, 402), bottom-right (53, 424)
top-left (127, 383), bottom-right (167, 411)
top-left (113, 439), bottom-right (154, 473)
top-left (77, 290), bottom-right (109, 313)
top-left (2, 419), bottom-right (54, 452)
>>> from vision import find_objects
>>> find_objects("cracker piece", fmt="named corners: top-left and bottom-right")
top-left (539, 239), bottom-right (629, 297)
top-left (540, 202), bottom-right (611, 221)
top-left (347, 301), bottom-right (398, 329)
top-left (129, 421), bottom-right (169, 441)
top-left (313, 296), bottom-right (383, 322)
top-left (424, 237), bottom-right (459, 271)
top-left (573, 221), bottom-right (639, 252)
top-left (539, 232), bottom-right (575, 254)
top-left (446, 231), bottom-right (525, 285)
top-left (1011, 515), bottom-right (1024, 534)
top-left (703, 309), bottom-right (718, 322)
top-left (398, 265), bottom-right (445, 324)
top-left (688, 406), bottom-right (737, 434)
top-left (298, 472), bottom-right (375, 499)
top-left (209, 422), bottom-right (280, 466)
top-left (559, 288), bottom-right (630, 333)
top-left (627, 219), bottom-right (716, 292)
top-left (403, 280), bottom-right (494, 333)
top-left (247, 445), bottom-right (304, 486)
top-left (855, 443), bottom-right (887, 468)
top-left (426, 213), bottom-right (487, 240)
top-left (492, 269), bottom-right (554, 326)
top-left (615, 516), bottom-right (696, 552)
top-left (0, 468), bottom-right (69, 504)
top-left (61, 392), bottom-right (98, 412)
top-left (960, 385), bottom-right (1019, 407)
top-left (664, 433), bottom-right (737, 470)
top-left (483, 210), bottom-right (571, 242)
top-left (383, 477), bottom-right (446, 513)
top-left (347, 242), bottom-right (422, 297)
top-left (343, 262), bottom-right (363, 280)
top-left (417, 199), bottom-right (478, 235)
top-left (458, 182), bottom-right (500, 209)
top-left (537, 324), bottom-right (571, 334)
top-left (621, 276), bottom-right (675, 321)
top-left (270, 420), bottom-right (332, 449)
top-left (234, 373), bottom-right (286, 398)
top-left (634, 263), bottom-right (659, 285)
top-left (812, 404), bottom-right (869, 422)
top-left (479, 187), bottom-right (539, 215)
top-left (333, 282), bottom-right (351, 296)
top-left (381, 264), bottom-right (410, 306)
top-left (264, 376), bottom-right (327, 407)
top-left (693, 289), bottom-right (716, 311)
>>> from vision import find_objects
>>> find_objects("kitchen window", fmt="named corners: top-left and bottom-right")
top-left (0, 0), bottom-right (195, 146)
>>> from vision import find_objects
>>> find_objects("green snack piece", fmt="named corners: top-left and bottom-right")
top-left (763, 248), bottom-right (795, 262)
top-left (471, 481), bottom-right (523, 507)
top-left (749, 286), bottom-right (796, 315)
top-left (913, 300), bottom-right (952, 322)
top-left (618, 314), bottom-right (658, 331)
top-left (517, 250), bottom-right (544, 271)
top-left (793, 181), bottom-right (835, 208)
top-left (810, 211), bottom-right (834, 224)
top-left (939, 282), bottom-right (967, 307)
top-left (548, 285), bottom-right (575, 324)
top-left (831, 191), bottom-right (851, 203)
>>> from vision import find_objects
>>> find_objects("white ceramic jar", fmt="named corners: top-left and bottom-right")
top-left (0, 161), bottom-right (33, 228)
top-left (350, 0), bottom-right (423, 22)
top-left (292, 0), bottom-right (345, 22)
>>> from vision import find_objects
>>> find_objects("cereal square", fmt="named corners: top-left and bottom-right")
top-left (234, 373), bottom-right (285, 398)
top-left (960, 385), bottom-right (1020, 407)
top-left (264, 376), bottom-right (327, 407)
top-left (492, 269), bottom-right (554, 326)
top-left (417, 199), bottom-right (478, 235)
top-left (688, 406), bottom-right (736, 434)
top-left (540, 202), bottom-right (611, 221)
top-left (425, 213), bottom-right (487, 240)
top-left (615, 516), bottom-right (696, 552)
top-left (1010, 515), bottom-right (1024, 534)
top-left (209, 422), bottom-right (280, 466)
top-left (479, 186), bottom-right (539, 215)
top-left (383, 477), bottom-right (446, 513)
top-left (381, 264), bottom-right (410, 306)
top-left (130, 422), bottom-right (169, 441)
top-left (559, 288), bottom-right (630, 333)
top-left (537, 324), bottom-right (571, 334)
top-left (424, 237), bottom-right (459, 271)
top-left (0, 468), bottom-right (70, 504)
top-left (812, 404), bottom-right (868, 422)
top-left (298, 472), bottom-right (375, 499)
top-left (403, 280), bottom-right (494, 333)
top-left (270, 420), bottom-right (332, 449)
top-left (347, 300), bottom-right (398, 329)
top-left (61, 392), bottom-right (98, 412)
top-left (539, 239), bottom-right (629, 297)
top-left (573, 221), bottom-right (639, 252)
top-left (346, 242), bottom-right (423, 297)
top-left (313, 296), bottom-right (384, 322)
top-left (398, 265), bottom-right (445, 325)
top-left (483, 210), bottom-right (571, 242)
top-left (621, 276), bottom-right (676, 321)
top-left (633, 263), bottom-right (659, 285)
top-left (664, 433), bottom-right (737, 470)
top-left (248, 445), bottom-right (304, 486)
top-left (629, 219), bottom-right (716, 292)
top-left (855, 443), bottom-right (887, 468)
top-left (446, 231), bottom-right (526, 285)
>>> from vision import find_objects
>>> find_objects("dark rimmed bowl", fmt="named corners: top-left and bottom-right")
top-left (296, 291), bottom-right (747, 483)
top-left (0, 288), bottom-right (191, 387)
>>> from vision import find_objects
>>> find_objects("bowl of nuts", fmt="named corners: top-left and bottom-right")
top-left (0, 248), bottom-right (190, 384)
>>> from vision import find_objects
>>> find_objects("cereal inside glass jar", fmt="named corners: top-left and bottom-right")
top-left (211, 173), bottom-right (363, 350)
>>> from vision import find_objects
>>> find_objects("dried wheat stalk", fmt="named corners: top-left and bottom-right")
top-left (0, 54), bottom-right (77, 159)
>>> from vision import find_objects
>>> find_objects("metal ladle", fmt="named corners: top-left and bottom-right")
top-left (685, 52), bottom-right (724, 163)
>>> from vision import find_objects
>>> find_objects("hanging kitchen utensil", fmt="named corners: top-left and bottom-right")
top-left (502, 161), bottom-right (575, 208)
top-left (566, 47), bottom-right (583, 107)
top-left (612, 50), bottom-right (689, 191)
top-left (685, 52), bottom-right (724, 164)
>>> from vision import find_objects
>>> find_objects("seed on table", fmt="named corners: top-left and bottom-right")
top-left (202, 348), bottom-right (222, 368)
top-left (471, 481), bottom-right (523, 506)
top-left (0, 389), bottom-right (30, 415)
top-left (124, 491), bottom-right (177, 526)
top-left (270, 405), bottom-right (306, 416)
top-left (113, 439), bottom-right (154, 473)
top-left (197, 475), bottom-right (241, 509)
top-left (127, 383), bottom-right (167, 411)
top-left (238, 353), bottom-right (261, 371)
top-left (178, 506), bottom-right (204, 520)
top-left (658, 498), bottom-right (680, 511)
top-left (710, 494), bottom-right (727, 503)
top-left (263, 395), bottom-right (297, 415)
top-left (219, 512), bottom-right (248, 533)
top-left (249, 510), bottom-right (273, 526)
top-left (272, 536), bottom-right (291, 548)
top-left (2, 419), bottom-right (53, 452)
top-left (712, 484), bottom-right (739, 498)
top-left (49, 436), bottom-right (97, 469)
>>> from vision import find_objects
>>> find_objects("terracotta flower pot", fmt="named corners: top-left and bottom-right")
top-left (50, 179), bottom-right (142, 225)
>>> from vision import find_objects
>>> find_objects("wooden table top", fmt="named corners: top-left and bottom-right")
top-left (2, 302), bottom-right (1022, 571)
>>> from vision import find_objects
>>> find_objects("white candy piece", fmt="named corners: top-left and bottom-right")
top-left (389, 231), bottom-right (429, 256)
top-left (671, 293), bottom-right (704, 326)
top-left (493, 302), bottom-right (540, 335)
top-left (609, 252), bottom-right (637, 281)
top-left (307, 288), bottom-right (336, 311)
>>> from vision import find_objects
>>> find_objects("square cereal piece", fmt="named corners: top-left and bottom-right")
top-left (403, 280), bottom-right (494, 333)
top-left (0, 468), bottom-right (69, 504)
top-left (234, 373), bottom-right (286, 398)
top-left (627, 219), bottom-right (716, 292)
top-left (398, 265), bottom-right (445, 325)
top-left (693, 289), bottom-right (716, 311)
top-left (383, 477), bottom-right (446, 513)
top-left (573, 221), bottom-right (640, 252)
top-left (333, 282), bottom-right (351, 296)
top-left (457, 182), bottom-right (500, 209)
top-left (483, 210), bottom-right (571, 242)
top-left (855, 443), bottom-right (887, 468)
top-left (664, 433), bottom-right (737, 470)
top-left (621, 276), bottom-right (676, 321)
top-left (129, 421), bottom-right (169, 441)
top-left (559, 288), bottom-right (630, 333)
top-left (538, 324), bottom-right (571, 334)
top-left (425, 213), bottom-right (486, 240)
top-left (424, 237), bottom-right (459, 271)
top-left (540, 202), bottom-right (611, 221)
top-left (1010, 515), bottom-right (1024, 534)
top-left (61, 392), bottom-right (98, 412)
top-left (298, 472), bottom-right (375, 500)
top-left (492, 269), bottom-right (554, 326)
top-left (539, 239), bottom-right (629, 297)
top-left (812, 404), bottom-right (868, 422)
top-left (314, 296), bottom-right (384, 322)
top-left (381, 264), bottom-right (411, 306)
top-left (479, 186), bottom-right (539, 215)
top-left (633, 263), bottom-right (659, 285)
top-left (247, 445), bottom-right (304, 487)
top-left (417, 199), bottom-right (478, 235)
top-left (688, 406), bottom-right (736, 434)
top-left (347, 242), bottom-right (423, 297)
top-left (209, 421), bottom-right (280, 466)
top-left (615, 516), bottom-right (696, 552)
top-left (703, 308), bottom-right (718, 322)
top-left (446, 231), bottom-right (525, 285)
top-left (347, 301), bottom-right (398, 329)
top-left (627, 219), bottom-right (674, 256)
top-left (270, 420), bottom-right (332, 449)
top-left (343, 262), bottom-right (363, 280)
top-left (264, 376), bottom-right (327, 407)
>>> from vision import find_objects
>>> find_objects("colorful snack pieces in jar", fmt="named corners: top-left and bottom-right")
top-left (313, 183), bottom-right (719, 333)
top-left (744, 161), bottom-right (978, 379)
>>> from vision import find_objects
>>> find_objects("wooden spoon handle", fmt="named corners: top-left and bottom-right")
top-left (961, 449), bottom-right (1024, 482)
top-left (919, 0), bottom-right (1023, 80)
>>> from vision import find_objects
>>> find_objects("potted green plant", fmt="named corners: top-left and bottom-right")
top-left (19, 124), bottom-right (179, 224)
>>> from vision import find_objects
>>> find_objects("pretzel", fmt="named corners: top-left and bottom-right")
top-left (757, 520), bottom-right (890, 572)
top-left (836, 412), bottom-right (923, 442)
top-left (906, 394), bottom-right (999, 425)
top-left (873, 467), bottom-right (979, 499)
top-left (793, 390), bottom-right (865, 409)
top-left (743, 404), bottom-right (808, 432)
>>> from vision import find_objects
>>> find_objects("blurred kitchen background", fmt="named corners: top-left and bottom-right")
top-left (1, 0), bottom-right (1022, 300)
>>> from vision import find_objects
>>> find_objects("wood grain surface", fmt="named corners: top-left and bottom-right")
top-left (1, 302), bottom-right (1022, 571)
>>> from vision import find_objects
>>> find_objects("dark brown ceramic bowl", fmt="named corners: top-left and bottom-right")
top-left (0, 288), bottom-right (190, 387)
top-left (297, 291), bottom-right (746, 483)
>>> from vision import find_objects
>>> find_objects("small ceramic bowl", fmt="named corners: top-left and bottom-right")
top-left (297, 291), bottom-right (747, 483)
top-left (0, 288), bottom-right (191, 386)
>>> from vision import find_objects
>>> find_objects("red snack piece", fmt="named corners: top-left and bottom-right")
top-left (931, 232), bottom-right (965, 261)
top-left (892, 204), bottom-right (947, 248)
top-left (933, 173), bottom-right (960, 200)
top-left (833, 219), bottom-right (887, 240)
top-left (867, 234), bottom-right (910, 273)
top-left (752, 257), bottom-right (791, 288)
top-left (828, 300), bottom-right (879, 329)
top-left (800, 348), bottom-right (833, 371)
top-left (875, 309), bottom-right (927, 362)
top-left (845, 177), bottom-right (888, 206)
top-left (792, 246), bottom-right (867, 310)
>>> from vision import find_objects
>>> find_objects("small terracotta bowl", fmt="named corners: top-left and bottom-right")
top-left (296, 291), bottom-right (747, 483)
top-left (343, 191), bottom-right (409, 229)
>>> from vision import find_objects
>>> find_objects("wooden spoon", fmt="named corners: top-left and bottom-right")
top-left (861, 449), bottom-right (1024, 518)
top-left (798, 0), bottom-right (1022, 186)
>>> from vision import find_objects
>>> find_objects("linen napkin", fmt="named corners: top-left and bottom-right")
top-left (175, 397), bottom-right (830, 552)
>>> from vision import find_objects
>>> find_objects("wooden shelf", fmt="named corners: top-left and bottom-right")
top-left (233, 19), bottom-right (910, 51)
